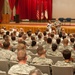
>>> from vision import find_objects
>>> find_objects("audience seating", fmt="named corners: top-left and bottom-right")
top-left (27, 49), bottom-right (37, 54)
top-left (30, 54), bottom-right (38, 60)
top-left (65, 18), bottom-right (71, 25)
top-left (9, 61), bottom-right (18, 68)
top-left (52, 65), bottom-right (73, 75)
top-left (0, 59), bottom-right (9, 74)
top-left (47, 55), bottom-right (63, 64)
top-left (58, 18), bottom-right (65, 22)
top-left (31, 64), bottom-right (51, 75)
top-left (0, 71), bottom-right (6, 75)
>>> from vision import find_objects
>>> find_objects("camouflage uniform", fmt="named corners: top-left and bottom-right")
top-left (55, 61), bottom-right (75, 67)
top-left (0, 49), bottom-right (15, 60)
top-left (46, 50), bottom-right (63, 57)
top-left (32, 57), bottom-right (53, 65)
top-left (8, 64), bottom-right (35, 75)
top-left (10, 54), bottom-right (32, 63)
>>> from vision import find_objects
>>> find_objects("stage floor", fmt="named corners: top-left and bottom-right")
top-left (0, 22), bottom-right (75, 33)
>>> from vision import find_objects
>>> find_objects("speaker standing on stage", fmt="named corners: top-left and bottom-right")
top-left (47, 20), bottom-right (53, 33)
top-left (53, 19), bottom-right (62, 34)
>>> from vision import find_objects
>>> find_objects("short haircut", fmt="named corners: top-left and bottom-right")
top-left (31, 40), bottom-right (36, 47)
top-left (17, 50), bottom-right (26, 61)
top-left (62, 35), bottom-right (66, 39)
top-left (11, 36), bottom-right (16, 41)
top-left (38, 34), bottom-right (42, 39)
top-left (52, 43), bottom-right (57, 51)
top-left (47, 38), bottom-right (52, 44)
top-left (6, 31), bottom-right (9, 35)
top-left (70, 37), bottom-right (75, 43)
top-left (29, 69), bottom-right (43, 75)
top-left (50, 33), bottom-right (54, 38)
top-left (3, 41), bottom-right (10, 49)
top-left (37, 46), bottom-right (46, 56)
top-left (63, 49), bottom-right (71, 60)
top-left (43, 31), bottom-right (47, 36)
top-left (56, 38), bottom-right (61, 44)
top-left (17, 43), bottom-right (26, 50)
top-left (63, 38), bottom-right (68, 44)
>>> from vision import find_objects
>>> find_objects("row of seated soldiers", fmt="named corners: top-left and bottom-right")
top-left (0, 27), bottom-right (75, 74)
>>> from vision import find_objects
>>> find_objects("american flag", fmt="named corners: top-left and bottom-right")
top-left (36, 0), bottom-right (40, 20)
top-left (41, 0), bottom-right (44, 20)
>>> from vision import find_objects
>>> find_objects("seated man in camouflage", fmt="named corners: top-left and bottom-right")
top-left (8, 49), bottom-right (35, 75)
top-left (55, 49), bottom-right (75, 67)
top-left (0, 41), bottom-right (15, 60)
top-left (32, 46), bottom-right (53, 65)
top-left (46, 43), bottom-right (62, 56)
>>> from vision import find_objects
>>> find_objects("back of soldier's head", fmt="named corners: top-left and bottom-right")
top-left (47, 37), bottom-right (52, 44)
top-left (56, 38), bottom-right (61, 44)
top-left (6, 31), bottom-right (9, 35)
top-left (17, 43), bottom-right (26, 51)
top-left (37, 46), bottom-right (46, 56)
top-left (3, 41), bottom-right (10, 49)
top-left (17, 50), bottom-right (26, 61)
top-left (70, 37), bottom-right (75, 43)
top-left (11, 36), bottom-right (16, 41)
top-left (63, 38), bottom-right (68, 45)
top-left (38, 33), bottom-right (42, 39)
top-left (52, 43), bottom-right (57, 51)
top-left (50, 33), bottom-right (54, 38)
top-left (31, 36), bottom-right (35, 41)
top-left (63, 49), bottom-right (71, 60)
top-left (31, 40), bottom-right (36, 47)
top-left (43, 31), bottom-right (47, 36)
top-left (62, 35), bottom-right (66, 39)
top-left (29, 69), bottom-right (43, 75)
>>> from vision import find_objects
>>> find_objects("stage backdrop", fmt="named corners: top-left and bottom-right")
top-left (0, 0), bottom-right (4, 22)
top-left (8, 0), bottom-right (52, 20)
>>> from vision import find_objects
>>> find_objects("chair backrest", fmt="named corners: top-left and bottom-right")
top-left (58, 18), bottom-right (64, 22)
top-left (0, 59), bottom-right (9, 73)
top-left (9, 61), bottom-right (18, 68)
top-left (47, 55), bottom-right (63, 64)
top-left (27, 49), bottom-right (37, 54)
top-left (30, 54), bottom-right (38, 60)
top-left (66, 18), bottom-right (71, 22)
top-left (31, 64), bottom-right (51, 75)
top-left (52, 65), bottom-right (73, 75)
top-left (0, 71), bottom-right (6, 75)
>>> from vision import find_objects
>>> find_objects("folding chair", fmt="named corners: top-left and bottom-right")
top-left (0, 59), bottom-right (9, 73)
top-left (30, 54), bottom-right (38, 60)
top-left (0, 71), bottom-right (6, 75)
top-left (65, 18), bottom-right (71, 25)
top-left (9, 61), bottom-right (18, 68)
top-left (27, 49), bottom-right (37, 54)
top-left (47, 55), bottom-right (63, 64)
top-left (52, 65), bottom-right (73, 75)
top-left (31, 64), bottom-right (51, 75)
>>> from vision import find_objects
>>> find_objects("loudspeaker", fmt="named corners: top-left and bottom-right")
top-left (15, 14), bottom-right (20, 23)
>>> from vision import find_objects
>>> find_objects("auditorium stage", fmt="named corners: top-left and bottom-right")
top-left (0, 22), bottom-right (75, 33)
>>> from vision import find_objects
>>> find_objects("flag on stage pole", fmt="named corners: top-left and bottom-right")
top-left (44, 0), bottom-right (48, 19)
top-left (36, 8), bottom-right (39, 20)
top-left (41, 0), bottom-right (44, 20)
top-left (36, 0), bottom-right (40, 20)
top-left (45, 9), bottom-right (48, 19)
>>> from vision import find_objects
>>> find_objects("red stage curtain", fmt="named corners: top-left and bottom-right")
top-left (8, 0), bottom-right (52, 20)
top-left (48, 0), bottom-right (52, 19)
top-left (8, 0), bottom-right (16, 19)
top-left (8, 0), bottom-right (16, 10)
top-left (0, 0), bottom-right (4, 22)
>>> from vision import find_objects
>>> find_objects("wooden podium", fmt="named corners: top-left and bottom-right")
top-left (2, 14), bottom-right (10, 24)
